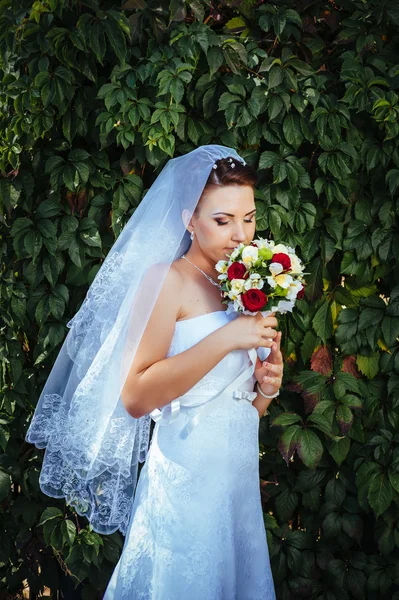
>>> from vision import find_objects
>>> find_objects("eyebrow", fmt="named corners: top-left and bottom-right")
top-left (212, 209), bottom-right (256, 217)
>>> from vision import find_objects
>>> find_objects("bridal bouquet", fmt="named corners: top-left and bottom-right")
top-left (215, 238), bottom-right (306, 317)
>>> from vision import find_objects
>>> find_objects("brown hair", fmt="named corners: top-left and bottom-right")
top-left (194, 156), bottom-right (258, 215)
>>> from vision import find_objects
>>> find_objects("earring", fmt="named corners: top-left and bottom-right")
top-left (190, 231), bottom-right (194, 241)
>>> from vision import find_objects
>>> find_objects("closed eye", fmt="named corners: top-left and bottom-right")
top-left (216, 218), bottom-right (254, 226)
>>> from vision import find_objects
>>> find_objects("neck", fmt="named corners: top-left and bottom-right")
top-left (183, 249), bottom-right (218, 282)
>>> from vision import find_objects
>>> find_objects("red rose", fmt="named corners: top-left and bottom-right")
top-left (272, 252), bottom-right (291, 271)
top-left (227, 262), bottom-right (248, 280)
top-left (242, 289), bottom-right (268, 312)
top-left (297, 285), bottom-right (305, 299)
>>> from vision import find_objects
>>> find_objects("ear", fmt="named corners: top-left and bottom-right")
top-left (181, 208), bottom-right (194, 230)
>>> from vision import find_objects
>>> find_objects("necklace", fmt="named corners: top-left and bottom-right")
top-left (181, 255), bottom-right (220, 287)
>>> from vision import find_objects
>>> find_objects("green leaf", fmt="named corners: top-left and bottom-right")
top-left (259, 151), bottom-right (279, 169)
top-left (269, 67), bottom-right (283, 88)
top-left (307, 411), bottom-right (337, 439)
top-left (294, 370), bottom-right (327, 393)
top-left (334, 372), bottom-right (360, 398)
top-left (323, 512), bottom-right (341, 538)
top-left (61, 519), bottom-right (77, 545)
top-left (278, 423), bottom-right (301, 464)
top-left (0, 471), bottom-right (11, 502)
top-left (328, 436), bottom-right (351, 466)
top-left (275, 488), bottom-right (298, 521)
top-left (272, 412), bottom-right (302, 427)
top-left (381, 316), bottom-right (399, 347)
top-left (296, 429), bottom-right (323, 469)
top-left (368, 474), bottom-right (394, 517)
top-left (312, 301), bottom-right (333, 344)
top-left (38, 507), bottom-right (64, 526)
top-left (336, 404), bottom-right (353, 435)
top-left (283, 113), bottom-right (303, 150)
top-left (356, 353), bottom-right (380, 379)
top-left (103, 17), bottom-right (127, 63)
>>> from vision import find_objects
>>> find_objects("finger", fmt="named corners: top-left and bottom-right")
top-left (262, 375), bottom-right (282, 386)
top-left (259, 339), bottom-right (274, 348)
top-left (255, 356), bottom-right (263, 370)
top-left (264, 317), bottom-right (278, 329)
top-left (263, 328), bottom-right (278, 339)
top-left (271, 331), bottom-right (282, 351)
top-left (262, 362), bottom-right (283, 375)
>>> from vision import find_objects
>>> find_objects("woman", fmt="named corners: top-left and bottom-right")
top-left (104, 154), bottom-right (281, 598)
top-left (25, 145), bottom-right (281, 599)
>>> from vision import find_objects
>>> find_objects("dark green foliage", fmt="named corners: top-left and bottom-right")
top-left (1, 0), bottom-right (399, 597)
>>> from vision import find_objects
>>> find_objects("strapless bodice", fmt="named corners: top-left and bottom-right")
top-left (166, 310), bottom-right (256, 396)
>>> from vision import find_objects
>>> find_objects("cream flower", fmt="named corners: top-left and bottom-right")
top-left (229, 247), bottom-right (241, 260)
top-left (229, 279), bottom-right (246, 296)
top-left (286, 281), bottom-right (303, 299)
top-left (267, 262), bottom-right (293, 289)
top-left (243, 273), bottom-right (264, 291)
top-left (272, 243), bottom-right (289, 254)
top-left (252, 237), bottom-right (275, 250)
top-left (241, 245), bottom-right (258, 267)
top-left (267, 299), bottom-right (295, 314)
top-left (269, 262), bottom-right (284, 276)
top-left (275, 273), bottom-right (294, 289)
top-left (215, 260), bottom-right (228, 273)
top-left (289, 254), bottom-right (303, 274)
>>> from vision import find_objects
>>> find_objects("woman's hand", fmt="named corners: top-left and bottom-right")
top-left (254, 330), bottom-right (283, 397)
top-left (224, 311), bottom-right (279, 352)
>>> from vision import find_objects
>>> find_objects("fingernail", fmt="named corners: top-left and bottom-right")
top-left (263, 362), bottom-right (268, 367)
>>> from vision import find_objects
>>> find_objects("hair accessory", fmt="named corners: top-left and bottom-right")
top-left (24, 144), bottom-right (247, 536)
top-left (212, 164), bottom-right (217, 169)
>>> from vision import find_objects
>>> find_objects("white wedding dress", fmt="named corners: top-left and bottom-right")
top-left (103, 309), bottom-right (276, 600)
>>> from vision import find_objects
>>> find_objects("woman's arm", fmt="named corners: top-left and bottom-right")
top-left (121, 266), bottom-right (237, 419)
top-left (124, 326), bottom-right (237, 418)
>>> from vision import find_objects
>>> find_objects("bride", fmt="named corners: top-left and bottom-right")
top-left (25, 145), bottom-right (282, 599)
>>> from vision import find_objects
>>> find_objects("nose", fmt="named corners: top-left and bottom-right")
top-left (232, 222), bottom-right (247, 243)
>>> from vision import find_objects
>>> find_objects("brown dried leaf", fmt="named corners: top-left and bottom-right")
top-left (311, 345), bottom-right (333, 375)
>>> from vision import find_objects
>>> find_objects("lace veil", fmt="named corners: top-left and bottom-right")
top-left (25, 144), bottom-right (247, 536)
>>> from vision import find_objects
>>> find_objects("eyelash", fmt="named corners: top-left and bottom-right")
top-left (216, 218), bottom-right (255, 226)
